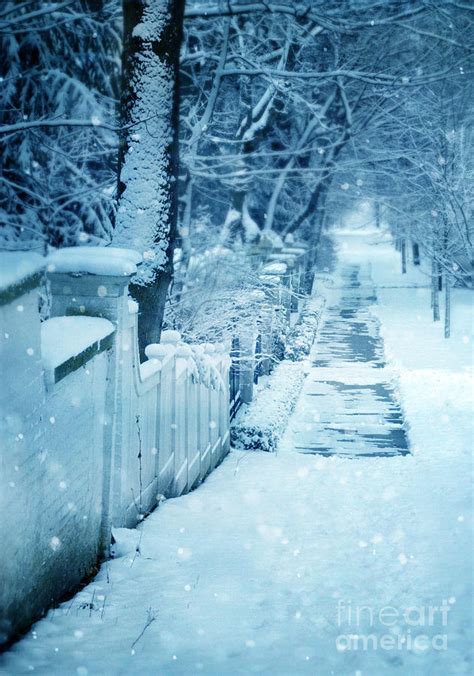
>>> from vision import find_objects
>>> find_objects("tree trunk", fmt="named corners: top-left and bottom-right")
top-left (264, 90), bottom-right (337, 233)
top-left (285, 179), bottom-right (328, 236)
top-left (182, 15), bottom-right (229, 252)
top-left (115, 0), bottom-right (184, 357)
top-left (444, 273), bottom-right (451, 338)
top-left (222, 31), bottom-right (289, 242)
top-left (412, 242), bottom-right (420, 265)
top-left (432, 259), bottom-right (440, 321)
top-left (374, 201), bottom-right (381, 228)
top-left (401, 237), bottom-right (407, 274)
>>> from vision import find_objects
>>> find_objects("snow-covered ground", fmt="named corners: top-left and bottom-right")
top-left (1, 229), bottom-right (472, 676)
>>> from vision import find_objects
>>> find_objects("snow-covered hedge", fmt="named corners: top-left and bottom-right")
top-left (231, 362), bottom-right (306, 452)
top-left (284, 296), bottom-right (325, 361)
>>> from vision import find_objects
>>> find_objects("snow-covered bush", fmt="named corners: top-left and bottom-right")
top-left (284, 297), bottom-right (325, 361)
top-left (231, 362), bottom-right (306, 452)
top-left (189, 343), bottom-right (228, 391)
top-left (165, 244), bottom-right (288, 346)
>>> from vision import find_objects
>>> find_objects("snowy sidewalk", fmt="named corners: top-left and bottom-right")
top-left (294, 262), bottom-right (409, 457)
top-left (1, 230), bottom-right (472, 676)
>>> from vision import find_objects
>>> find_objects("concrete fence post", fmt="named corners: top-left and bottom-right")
top-left (46, 247), bottom-right (140, 550)
top-left (238, 331), bottom-right (257, 404)
top-left (215, 342), bottom-right (231, 459)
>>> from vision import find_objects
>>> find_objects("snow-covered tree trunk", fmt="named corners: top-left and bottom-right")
top-left (115, 0), bottom-right (184, 355)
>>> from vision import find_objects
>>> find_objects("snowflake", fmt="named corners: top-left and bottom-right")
top-left (50, 536), bottom-right (61, 552)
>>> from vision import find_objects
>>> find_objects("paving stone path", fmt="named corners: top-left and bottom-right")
top-left (294, 264), bottom-right (409, 457)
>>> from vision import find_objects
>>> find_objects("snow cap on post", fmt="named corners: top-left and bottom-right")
top-left (144, 343), bottom-right (171, 361)
top-left (47, 246), bottom-right (141, 322)
top-left (160, 330), bottom-right (181, 345)
top-left (203, 343), bottom-right (216, 355)
top-left (176, 344), bottom-right (192, 358)
top-left (262, 261), bottom-right (287, 276)
top-left (47, 246), bottom-right (142, 277)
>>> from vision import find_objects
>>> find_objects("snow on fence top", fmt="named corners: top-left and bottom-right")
top-left (268, 252), bottom-right (298, 265)
top-left (145, 332), bottom-right (229, 391)
top-left (262, 262), bottom-right (287, 276)
top-left (41, 316), bottom-right (115, 382)
top-left (0, 251), bottom-right (45, 297)
top-left (282, 246), bottom-right (308, 256)
top-left (47, 246), bottom-right (142, 277)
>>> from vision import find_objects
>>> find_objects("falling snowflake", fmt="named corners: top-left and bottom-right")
top-left (50, 536), bottom-right (61, 552)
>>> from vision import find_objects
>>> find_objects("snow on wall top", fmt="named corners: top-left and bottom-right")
top-left (47, 247), bottom-right (141, 277)
top-left (0, 251), bottom-right (45, 292)
top-left (41, 316), bottom-right (115, 371)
